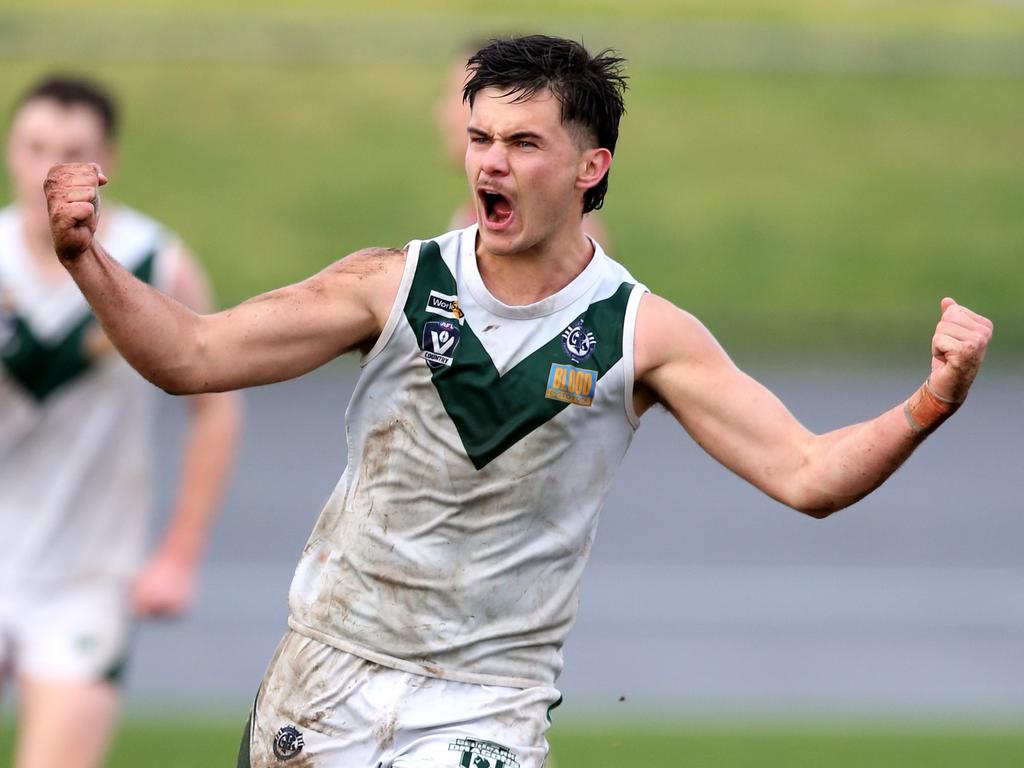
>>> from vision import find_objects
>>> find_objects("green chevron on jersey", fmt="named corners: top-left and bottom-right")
top-left (1, 251), bottom-right (156, 401)
top-left (404, 240), bottom-right (631, 469)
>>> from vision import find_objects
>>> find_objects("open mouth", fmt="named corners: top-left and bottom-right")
top-left (479, 189), bottom-right (514, 227)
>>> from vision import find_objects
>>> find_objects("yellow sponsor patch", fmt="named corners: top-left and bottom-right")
top-left (545, 362), bottom-right (597, 407)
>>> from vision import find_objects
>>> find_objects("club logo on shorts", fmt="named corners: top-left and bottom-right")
top-left (448, 737), bottom-right (519, 768)
top-left (422, 320), bottom-right (461, 368)
top-left (425, 290), bottom-right (464, 323)
top-left (561, 320), bottom-right (596, 363)
top-left (273, 725), bottom-right (305, 761)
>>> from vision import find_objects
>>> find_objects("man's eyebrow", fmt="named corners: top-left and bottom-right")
top-left (506, 130), bottom-right (543, 142)
top-left (466, 126), bottom-right (545, 143)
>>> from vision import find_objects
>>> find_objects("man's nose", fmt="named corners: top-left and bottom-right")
top-left (480, 142), bottom-right (509, 176)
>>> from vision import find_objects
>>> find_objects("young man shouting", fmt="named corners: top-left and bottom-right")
top-left (44, 37), bottom-right (990, 768)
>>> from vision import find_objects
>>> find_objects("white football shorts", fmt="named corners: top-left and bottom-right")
top-left (240, 629), bottom-right (561, 768)
top-left (0, 577), bottom-right (132, 684)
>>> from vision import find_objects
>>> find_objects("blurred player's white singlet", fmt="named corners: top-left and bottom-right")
top-left (0, 205), bottom-right (174, 589)
top-left (288, 224), bottom-right (647, 688)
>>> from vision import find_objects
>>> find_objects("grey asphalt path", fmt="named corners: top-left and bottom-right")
top-left (134, 364), bottom-right (1023, 718)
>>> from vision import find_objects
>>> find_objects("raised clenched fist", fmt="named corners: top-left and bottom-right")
top-left (928, 297), bottom-right (994, 404)
top-left (44, 162), bottom-right (108, 262)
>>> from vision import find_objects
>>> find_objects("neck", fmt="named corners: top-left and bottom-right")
top-left (475, 223), bottom-right (594, 306)
top-left (22, 216), bottom-right (58, 260)
top-left (18, 208), bottom-right (85, 280)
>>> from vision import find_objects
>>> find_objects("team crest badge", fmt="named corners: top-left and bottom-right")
top-left (273, 725), bottom-right (305, 761)
top-left (561, 320), bottom-right (596, 363)
top-left (422, 320), bottom-right (461, 368)
top-left (448, 737), bottom-right (519, 768)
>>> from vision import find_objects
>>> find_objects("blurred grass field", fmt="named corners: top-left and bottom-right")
top-left (2, 1), bottom-right (1022, 362)
top-left (4, 718), bottom-right (1024, 767)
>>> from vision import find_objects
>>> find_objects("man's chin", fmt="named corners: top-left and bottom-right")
top-left (476, 226), bottom-right (521, 257)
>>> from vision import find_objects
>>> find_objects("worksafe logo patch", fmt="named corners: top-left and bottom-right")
top-left (422, 320), bottom-right (461, 368)
top-left (425, 290), bottom-right (464, 323)
top-left (448, 737), bottom-right (519, 768)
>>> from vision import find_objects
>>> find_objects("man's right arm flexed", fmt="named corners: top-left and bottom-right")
top-left (46, 163), bottom-right (404, 394)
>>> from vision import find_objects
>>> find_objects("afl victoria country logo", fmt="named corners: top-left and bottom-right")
top-left (422, 319), bottom-right (461, 369)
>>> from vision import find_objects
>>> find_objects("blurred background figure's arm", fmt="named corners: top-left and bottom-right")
top-left (132, 243), bottom-right (242, 618)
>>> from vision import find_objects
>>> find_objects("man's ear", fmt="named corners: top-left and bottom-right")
top-left (576, 147), bottom-right (612, 193)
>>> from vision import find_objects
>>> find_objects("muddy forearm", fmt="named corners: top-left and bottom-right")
top-left (63, 240), bottom-right (207, 393)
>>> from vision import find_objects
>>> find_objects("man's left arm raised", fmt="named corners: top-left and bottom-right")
top-left (633, 293), bottom-right (993, 517)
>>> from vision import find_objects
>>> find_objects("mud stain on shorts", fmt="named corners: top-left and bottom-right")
top-left (374, 708), bottom-right (399, 752)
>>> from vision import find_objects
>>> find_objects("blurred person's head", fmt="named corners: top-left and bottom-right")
top-left (435, 45), bottom-right (478, 170)
top-left (463, 35), bottom-right (626, 255)
top-left (6, 75), bottom-right (118, 238)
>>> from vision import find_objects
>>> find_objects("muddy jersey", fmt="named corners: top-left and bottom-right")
top-left (288, 225), bottom-right (647, 688)
top-left (0, 204), bottom-right (173, 588)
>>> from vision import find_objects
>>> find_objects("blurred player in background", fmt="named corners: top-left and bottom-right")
top-left (45, 36), bottom-right (991, 768)
top-left (0, 76), bottom-right (241, 768)
top-left (437, 40), bottom-right (611, 249)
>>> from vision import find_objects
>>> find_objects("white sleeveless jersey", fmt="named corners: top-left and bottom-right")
top-left (0, 204), bottom-right (173, 588)
top-left (288, 226), bottom-right (647, 688)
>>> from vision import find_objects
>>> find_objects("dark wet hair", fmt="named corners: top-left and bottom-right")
top-left (464, 35), bottom-right (627, 214)
top-left (14, 75), bottom-right (118, 141)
